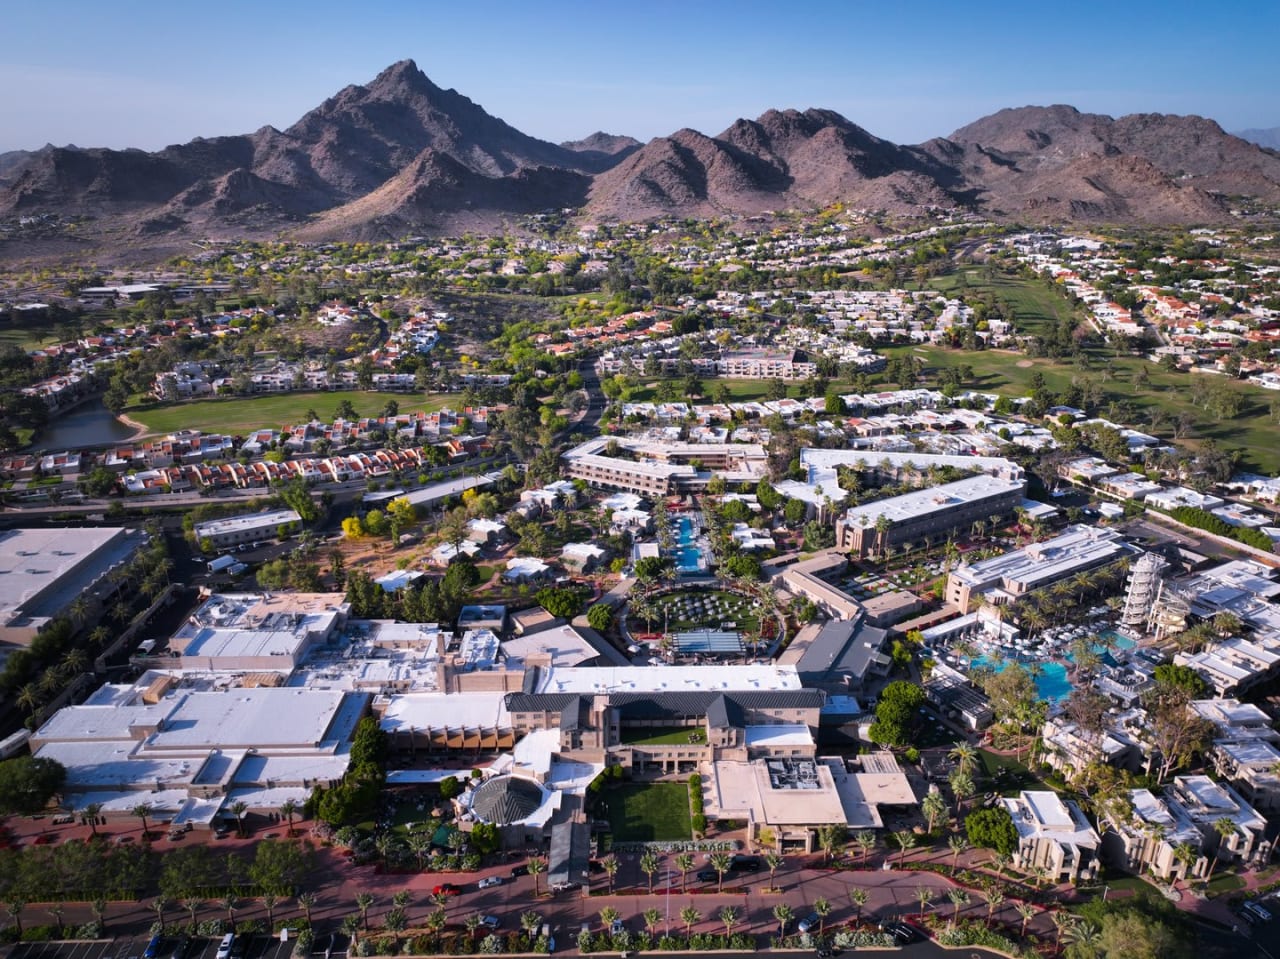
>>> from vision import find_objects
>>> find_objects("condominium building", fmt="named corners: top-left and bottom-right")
top-left (1002, 790), bottom-right (1100, 883)
top-left (946, 524), bottom-right (1134, 610)
top-left (836, 475), bottom-right (1026, 557)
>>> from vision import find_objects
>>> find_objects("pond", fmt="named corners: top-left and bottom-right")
top-left (31, 400), bottom-right (137, 449)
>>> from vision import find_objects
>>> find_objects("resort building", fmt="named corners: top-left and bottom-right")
top-left (1100, 788), bottom-right (1207, 881)
top-left (945, 525), bottom-right (1134, 611)
top-left (1001, 790), bottom-right (1100, 883)
top-left (167, 592), bottom-right (351, 671)
top-left (836, 475), bottom-right (1026, 557)
top-left (1165, 775), bottom-right (1269, 867)
top-left (772, 551), bottom-right (862, 621)
top-left (561, 436), bottom-right (767, 497)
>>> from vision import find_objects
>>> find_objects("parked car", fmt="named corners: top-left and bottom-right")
top-left (169, 936), bottom-right (190, 959)
top-left (610, 919), bottom-right (625, 935)
top-left (730, 854), bottom-right (761, 872)
top-left (696, 868), bottom-right (719, 882)
top-left (215, 934), bottom-right (234, 959)
top-left (480, 916), bottom-right (501, 930)
top-left (797, 913), bottom-right (822, 934)
top-left (478, 876), bottom-right (503, 889)
top-left (433, 883), bottom-right (462, 897)
top-left (510, 864), bottom-right (529, 878)
top-left (144, 936), bottom-right (164, 959)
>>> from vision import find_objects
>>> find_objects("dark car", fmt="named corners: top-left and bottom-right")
top-left (510, 864), bottom-right (529, 878)
top-left (696, 868), bottom-right (719, 882)
top-left (730, 855), bottom-right (761, 872)
top-left (144, 936), bottom-right (164, 959)
top-left (882, 921), bottom-right (924, 944)
top-left (169, 938), bottom-right (190, 959)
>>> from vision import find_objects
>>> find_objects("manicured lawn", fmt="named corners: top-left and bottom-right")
top-left (1204, 873), bottom-right (1247, 897)
top-left (124, 390), bottom-right (456, 436)
top-left (603, 784), bottom-right (692, 842)
top-left (619, 726), bottom-right (705, 746)
top-left (976, 749), bottom-right (1043, 796)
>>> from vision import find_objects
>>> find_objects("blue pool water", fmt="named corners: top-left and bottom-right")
top-left (1096, 630), bottom-right (1136, 651)
top-left (675, 516), bottom-right (702, 573)
top-left (972, 656), bottom-right (1072, 703)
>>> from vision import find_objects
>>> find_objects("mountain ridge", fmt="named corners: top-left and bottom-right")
top-left (2, 63), bottom-right (1278, 247)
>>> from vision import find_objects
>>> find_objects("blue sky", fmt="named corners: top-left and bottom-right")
top-left (3, 0), bottom-right (1277, 153)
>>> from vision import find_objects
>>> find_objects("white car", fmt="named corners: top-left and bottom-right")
top-left (478, 876), bottom-right (503, 889)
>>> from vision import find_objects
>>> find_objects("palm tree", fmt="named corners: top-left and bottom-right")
top-left (355, 892), bottom-right (375, 931)
top-left (16, 683), bottom-right (40, 716)
top-left (83, 801), bottom-right (103, 837)
top-left (601, 854), bottom-right (619, 894)
top-left (813, 897), bottom-right (831, 936)
top-left (989, 852), bottom-right (1011, 877)
top-left (297, 893), bottom-right (317, 926)
top-left (599, 906), bottom-right (620, 932)
top-left (1051, 910), bottom-right (1076, 955)
top-left (1067, 919), bottom-right (1101, 954)
top-left (892, 829), bottom-right (917, 868)
top-left (855, 830), bottom-right (876, 866)
top-left (640, 851), bottom-right (661, 893)
top-left (90, 897), bottom-right (107, 934)
top-left (260, 894), bottom-right (278, 931)
top-left (948, 835), bottom-right (969, 872)
top-left (772, 903), bottom-right (794, 939)
top-left (949, 741), bottom-right (979, 777)
top-left (675, 852), bottom-right (695, 892)
top-left (1173, 840), bottom-right (1200, 880)
top-left (680, 905), bottom-right (702, 940)
top-left (710, 852), bottom-right (733, 893)
top-left (521, 911), bottom-right (544, 939)
top-left (152, 896), bottom-right (170, 932)
top-left (47, 903), bottom-right (65, 937)
top-left (221, 895), bottom-right (239, 927)
top-left (948, 889), bottom-right (970, 924)
top-left (1017, 902), bottom-right (1037, 938)
top-left (913, 886), bottom-right (933, 918)
top-left (765, 852), bottom-right (783, 890)
top-left (923, 792), bottom-right (947, 834)
top-left (131, 802), bottom-right (152, 838)
top-left (182, 898), bottom-right (204, 929)
top-left (1208, 817), bottom-right (1237, 879)
top-left (425, 908), bottom-right (447, 940)
top-left (229, 800), bottom-right (248, 838)
top-left (527, 856), bottom-right (546, 897)
top-left (643, 908), bottom-right (662, 937)
top-left (280, 799), bottom-right (299, 836)
top-left (408, 832), bottom-right (432, 872)
top-left (849, 888), bottom-right (869, 924)
top-left (341, 915), bottom-right (361, 946)
top-left (4, 898), bottom-right (26, 936)
top-left (464, 914), bottom-right (482, 939)
top-left (719, 906), bottom-right (740, 938)
top-left (949, 770), bottom-right (975, 818)
top-left (985, 888), bottom-right (1005, 925)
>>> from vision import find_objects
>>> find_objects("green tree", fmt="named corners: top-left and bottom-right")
top-left (965, 807), bottom-right (1019, 856)
top-left (0, 756), bottom-right (66, 814)
top-left (586, 603), bottom-right (614, 632)
top-left (868, 680), bottom-right (925, 747)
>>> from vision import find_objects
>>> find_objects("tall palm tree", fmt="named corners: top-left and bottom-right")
top-left (297, 893), bottom-right (317, 926)
top-left (675, 852), bottom-right (695, 893)
top-left (640, 851), bottom-right (661, 893)
top-left (601, 855), bottom-right (619, 894)
top-left (948, 835), bottom-right (969, 872)
top-left (849, 888), bottom-right (868, 924)
top-left (709, 852), bottom-right (733, 893)
top-left (950, 770), bottom-right (975, 818)
top-left (1173, 840), bottom-right (1200, 881)
top-left (83, 801), bottom-right (103, 837)
top-left (642, 908), bottom-right (662, 937)
top-left (855, 831), bottom-right (876, 866)
top-left (280, 799), bottom-right (299, 836)
top-left (4, 899), bottom-right (25, 936)
top-left (1017, 902), bottom-right (1037, 938)
top-left (152, 896), bottom-right (170, 932)
top-left (765, 852), bottom-right (783, 890)
top-left (813, 898), bottom-right (830, 936)
top-left (913, 886), bottom-right (933, 918)
top-left (221, 895), bottom-right (239, 928)
top-left (260, 894), bottom-right (278, 931)
top-left (949, 741), bottom-right (979, 777)
top-left (948, 889), bottom-right (970, 924)
top-left (719, 906), bottom-right (740, 938)
top-left (599, 907), bottom-right (620, 932)
top-left (1067, 920), bottom-right (1101, 954)
top-left (522, 911), bottom-right (544, 939)
top-left (1051, 910), bottom-right (1077, 955)
top-left (892, 829), bottom-right (917, 869)
top-left (923, 792), bottom-right (947, 834)
top-left (131, 802), bottom-right (152, 838)
top-left (463, 914), bottom-right (482, 940)
top-left (772, 903), bottom-right (793, 939)
top-left (985, 888), bottom-right (1005, 925)
top-left (1208, 817), bottom-right (1237, 879)
top-left (680, 905), bottom-right (701, 940)
top-left (355, 892), bottom-right (375, 930)
top-left (527, 856), bottom-right (546, 897)
top-left (229, 800), bottom-right (248, 838)
top-left (182, 898), bottom-right (204, 929)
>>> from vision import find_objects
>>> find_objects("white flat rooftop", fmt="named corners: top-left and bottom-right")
top-left (380, 691), bottom-right (511, 734)
top-left (744, 724), bottom-right (814, 747)
top-left (535, 663), bottom-right (804, 695)
top-left (145, 688), bottom-right (358, 750)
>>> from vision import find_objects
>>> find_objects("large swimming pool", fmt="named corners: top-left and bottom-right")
top-left (675, 516), bottom-right (703, 574)
top-left (972, 656), bottom-right (1072, 702)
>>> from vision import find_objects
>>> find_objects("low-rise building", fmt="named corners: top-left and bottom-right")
top-left (192, 509), bottom-right (302, 550)
top-left (1100, 788), bottom-right (1207, 881)
top-left (1002, 790), bottom-right (1100, 883)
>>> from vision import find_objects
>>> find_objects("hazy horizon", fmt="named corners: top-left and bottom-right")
top-left (3, 0), bottom-right (1277, 154)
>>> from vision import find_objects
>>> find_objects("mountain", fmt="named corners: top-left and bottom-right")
top-left (1236, 127), bottom-right (1280, 151)
top-left (4, 66), bottom-right (1280, 249)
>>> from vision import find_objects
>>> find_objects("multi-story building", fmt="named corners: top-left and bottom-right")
top-left (192, 509), bottom-right (303, 550)
top-left (836, 475), bottom-right (1026, 557)
top-left (1100, 788), bottom-right (1207, 881)
top-left (946, 525), bottom-right (1134, 611)
top-left (1002, 790), bottom-right (1100, 883)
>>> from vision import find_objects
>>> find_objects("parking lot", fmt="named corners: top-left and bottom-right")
top-left (11, 935), bottom-right (346, 959)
